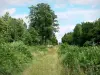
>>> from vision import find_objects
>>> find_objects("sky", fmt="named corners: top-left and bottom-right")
top-left (0, 0), bottom-right (100, 42)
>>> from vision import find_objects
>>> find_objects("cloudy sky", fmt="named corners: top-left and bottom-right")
top-left (0, 0), bottom-right (100, 42)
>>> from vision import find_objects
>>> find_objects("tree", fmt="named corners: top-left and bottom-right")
top-left (62, 32), bottom-right (73, 45)
top-left (81, 22), bottom-right (94, 45)
top-left (92, 18), bottom-right (100, 45)
top-left (0, 18), bottom-right (8, 43)
top-left (28, 3), bottom-right (59, 45)
top-left (28, 27), bottom-right (40, 45)
top-left (50, 34), bottom-right (58, 45)
top-left (61, 18), bottom-right (100, 46)
top-left (73, 24), bottom-right (82, 45)
top-left (1, 12), bottom-right (27, 43)
top-left (22, 30), bottom-right (33, 45)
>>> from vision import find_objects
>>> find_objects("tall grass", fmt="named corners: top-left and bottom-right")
top-left (58, 44), bottom-right (100, 75)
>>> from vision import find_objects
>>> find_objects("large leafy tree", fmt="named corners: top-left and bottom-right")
top-left (28, 3), bottom-right (59, 45)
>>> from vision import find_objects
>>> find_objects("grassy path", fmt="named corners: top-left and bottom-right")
top-left (23, 46), bottom-right (63, 75)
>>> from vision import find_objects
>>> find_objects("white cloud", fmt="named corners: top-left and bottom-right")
top-left (54, 4), bottom-right (66, 8)
top-left (68, 0), bottom-right (100, 5)
top-left (56, 12), bottom-right (68, 20)
top-left (56, 25), bottom-right (75, 42)
top-left (53, 0), bottom-right (100, 8)
top-left (0, 0), bottom-right (32, 6)
top-left (53, 0), bottom-right (100, 5)
top-left (56, 9), bottom-right (100, 21)
top-left (54, 0), bottom-right (67, 8)
top-left (0, 8), bottom-right (16, 16)
top-left (4, 8), bottom-right (16, 15)
top-left (55, 0), bottom-right (66, 4)
top-left (84, 20), bottom-right (94, 22)
top-left (13, 14), bottom-right (27, 19)
top-left (0, 0), bottom-right (30, 24)
top-left (0, 0), bottom-right (32, 16)
top-left (68, 0), bottom-right (91, 5)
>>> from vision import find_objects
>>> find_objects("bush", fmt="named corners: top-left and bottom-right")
top-left (83, 41), bottom-right (92, 46)
top-left (0, 41), bottom-right (32, 75)
top-left (59, 44), bottom-right (100, 75)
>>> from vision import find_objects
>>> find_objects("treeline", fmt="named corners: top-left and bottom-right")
top-left (62, 18), bottom-right (100, 46)
top-left (0, 3), bottom-right (58, 46)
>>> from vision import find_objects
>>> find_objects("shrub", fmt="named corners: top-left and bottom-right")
top-left (59, 44), bottom-right (100, 75)
top-left (0, 41), bottom-right (32, 75)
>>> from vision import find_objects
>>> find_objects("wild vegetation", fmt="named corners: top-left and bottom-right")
top-left (58, 44), bottom-right (100, 75)
top-left (62, 19), bottom-right (100, 46)
top-left (0, 2), bottom-right (100, 75)
top-left (61, 19), bottom-right (100, 75)
top-left (0, 3), bottom-right (58, 75)
top-left (0, 41), bottom-right (32, 75)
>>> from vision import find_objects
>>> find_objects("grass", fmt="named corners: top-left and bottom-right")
top-left (23, 46), bottom-right (63, 75)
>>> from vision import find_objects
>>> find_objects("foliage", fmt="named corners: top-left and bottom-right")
top-left (0, 12), bottom-right (28, 43)
top-left (28, 3), bottom-right (59, 45)
top-left (0, 3), bottom-right (59, 75)
top-left (28, 27), bottom-right (40, 45)
top-left (22, 29), bottom-right (33, 45)
top-left (59, 44), bottom-right (100, 75)
top-left (0, 4), bottom-right (59, 45)
top-left (48, 34), bottom-right (58, 45)
top-left (62, 32), bottom-right (73, 45)
top-left (73, 24), bottom-right (82, 45)
top-left (0, 18), bottom-right (8, 43)
top-left (62, 18), bottom-right (100, 46)
top-left (0, 41), bottom-right (32, 75)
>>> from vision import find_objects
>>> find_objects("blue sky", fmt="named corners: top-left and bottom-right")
top-left (0, 0), bottom-right (100, 42)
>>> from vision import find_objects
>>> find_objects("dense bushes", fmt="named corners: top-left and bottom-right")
top-left (0, 42), bottom-right (32, 75)
top-left (58, 44), bottom-right (100, 75)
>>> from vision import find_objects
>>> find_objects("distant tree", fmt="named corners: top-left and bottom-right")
top-left (62, 32), bottom-right (73, 45)
top-left (50, 34), bottom-right (58, 45)
top-left (81, 22), bottom-right (94, 45)
top-left (92, 18), bottom-right (100, 45)
top-left (28, 3), bottom-right (59, 45)
top-left (73, 24), bottom-right (82, 45)
top-left (62, 18), bottom-right (100, 46)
